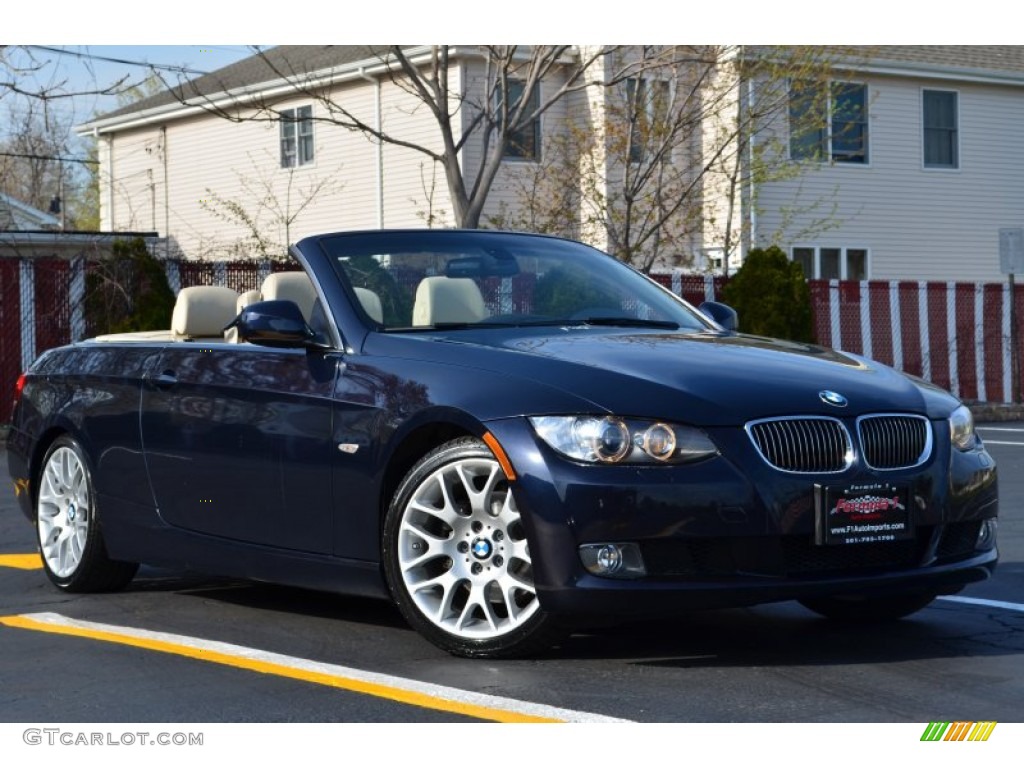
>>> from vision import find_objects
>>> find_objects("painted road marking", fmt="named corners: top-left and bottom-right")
top-left (977, 426), bottom-right (1024, 432)
top-left (938, 596), bottom-right (1024, 614)
top-left (977, 440), bottom-right (1024, 446)
top-left (0, 612), bottom-right (628, 723)
top-left (0, 554), bottom-right (41, 570)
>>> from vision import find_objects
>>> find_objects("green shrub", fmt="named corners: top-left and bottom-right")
top-left (720, 245), bottom-right (813, 342)
top-left (85, 237), bottom-right (175, 335)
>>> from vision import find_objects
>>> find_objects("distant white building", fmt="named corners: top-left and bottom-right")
top-left (744, 45), bottom-right (1024, 282)
top-left (0, 192), bottom-right (60, 231)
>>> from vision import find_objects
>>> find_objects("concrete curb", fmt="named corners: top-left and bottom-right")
top-left (966, 402), bottom-right (1024, 423)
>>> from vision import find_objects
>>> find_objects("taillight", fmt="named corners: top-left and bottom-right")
top-left (13, 372), bottom-right (27, 407)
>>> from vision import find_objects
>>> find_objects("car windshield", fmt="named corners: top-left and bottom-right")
top-left (318, 231), bottom-right (714, 332)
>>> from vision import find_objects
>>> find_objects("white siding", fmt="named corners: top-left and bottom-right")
top-left (755, 74), bottom-right (1024, 281)
top-left (378, 72), bottom-right (455, 228)
top-left (104, 77), bottom-right (456, 259)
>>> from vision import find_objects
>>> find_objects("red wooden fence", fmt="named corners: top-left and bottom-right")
top-left (2, 259), bottom-right (1020, 423)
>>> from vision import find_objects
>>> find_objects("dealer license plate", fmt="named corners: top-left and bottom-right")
top-left (815, 482), bottom-right (913, 545)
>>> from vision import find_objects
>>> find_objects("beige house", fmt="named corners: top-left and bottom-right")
top-left (77, 45), bottom-right (1024, 281)
top-left (75, 45), bottom-right (715, 270)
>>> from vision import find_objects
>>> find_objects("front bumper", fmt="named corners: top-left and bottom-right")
top-left (485, 416), bottom-right (999, 619)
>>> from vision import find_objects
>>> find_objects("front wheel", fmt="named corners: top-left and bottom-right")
top-left (36, 435), bottom-right (138, 593)
top-left (798, 592), bottom-right (938, 622)
top-left (382, 438), bottom-right (566, 658)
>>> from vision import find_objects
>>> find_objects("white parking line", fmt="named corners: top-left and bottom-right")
top-left (0, 612), bottom-right (629, 723)
top-left (978, 440), bottom-right (1024, 446)
top-left (938, 596), bottom-right (1024, 614)
top-left (977, 426), bottom-right (1024, 432)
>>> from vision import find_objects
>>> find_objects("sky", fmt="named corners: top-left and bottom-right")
top-left (3, 45), bottom-right (255, 130)
top-left (3, 0), bottom-right (1006, 142)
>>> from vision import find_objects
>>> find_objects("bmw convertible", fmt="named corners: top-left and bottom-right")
top-left (5, 230), bottom-right (998, 657)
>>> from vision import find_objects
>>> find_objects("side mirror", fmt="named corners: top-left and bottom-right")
top-left (698, 301), bottom-right (738, 332)
top-left (225, 300), bottom-right (318, 347)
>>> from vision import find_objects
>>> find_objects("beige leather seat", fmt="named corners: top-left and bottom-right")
top-left (171, 286), bottom-right (239, 340)
top-left (260, 272), bottom-right (317, 321)
top-left (412, 277), bottom-right (486, 326)
top-left (237, 288), bottom-right (261, 313)
top-left (354, 287), bottom-right (384, 324)
top-left (225, 289), bottom-right (263, 343)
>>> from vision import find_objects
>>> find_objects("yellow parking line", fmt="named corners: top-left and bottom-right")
top-left (0, 612), bottom-right (627, 723)
top-left (0, 554), bottom-right (42, 570)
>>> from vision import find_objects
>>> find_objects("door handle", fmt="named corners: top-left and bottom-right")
top-left (146, 370), bottom-right (178, 389)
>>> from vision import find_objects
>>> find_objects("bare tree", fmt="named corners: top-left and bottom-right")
top-left (0, 47), bottom-right (156, 230)
top-left (489, 46), bottom-right (847, 272)
top-left (0, 46), bottom-right (133, 105)
top-left (199, 151), bottom-right (343, 260)
top-left (158, 45), bottom-right (666, 228)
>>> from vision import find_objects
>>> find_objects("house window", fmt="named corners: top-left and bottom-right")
top-left (499, 79), bottom-right (540, 160)
top-left (923, 89), bottom-right (958, 168)
top-left (789, 81), bottom-right (868, 164)
top-left (791, 246), bottom-right (869, 280)
top-left (625, 78), bottom-right (670, 163)
top-left (280, 105), bottom-right (314, 168)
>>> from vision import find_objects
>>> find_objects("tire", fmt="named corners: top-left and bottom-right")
top-left (35, 435), bottom-right (138, 593)
top-left (382, 437), bottom-right (566, 658)
top-left (798, 592), bottom-right (937, 622)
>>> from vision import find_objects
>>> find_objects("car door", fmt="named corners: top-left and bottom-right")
top-left (140, 342), bottom-right (339, 554)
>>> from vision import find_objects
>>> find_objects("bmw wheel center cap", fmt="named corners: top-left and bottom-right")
top-left (819, 390), bottom-right (848, 408)
top-left (471, 538), bottom-right (492, 560)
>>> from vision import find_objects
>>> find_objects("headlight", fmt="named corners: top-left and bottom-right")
top-left (529, 415), bottom-right (718, 465)
top-left (949, 404), bottom-right (976, 451)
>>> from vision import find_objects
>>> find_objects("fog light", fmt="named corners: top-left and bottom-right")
top-left (579, 542), bottom-right (646, 579)
top-left (976, 518), bottom-right (998, 551)
top-left (597, 545), bottom-right (622, 573)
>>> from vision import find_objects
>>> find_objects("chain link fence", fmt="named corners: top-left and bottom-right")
top-left (2, 258), bottom-right (1021, 423)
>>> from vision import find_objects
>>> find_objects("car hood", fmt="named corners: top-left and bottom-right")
top-left (371, 328), bottom-right (957, 426)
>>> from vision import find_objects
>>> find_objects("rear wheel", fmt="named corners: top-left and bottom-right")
top-left (798, 592), bottom-right (938, 622)
top-left (36, 436), bottom-right (138, 593)
top-left (382, 438), bottom-right (566, 658)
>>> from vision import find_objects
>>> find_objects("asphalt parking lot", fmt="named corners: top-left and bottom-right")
top-left (1, 426), bottom-right (1022, 724)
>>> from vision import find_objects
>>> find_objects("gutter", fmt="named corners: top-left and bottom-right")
top-left (75, 46), bottom-right (578, 137)
top-left (0, 231), bottom-right (160, 248)
top-left (754, 51), bottom-right (1024, 89)
top-left (357, 67), bottom-right (384, 229)
top-left (75, 48), bottom-right (436, 136)
top-left (841, 60), bottom-right (1024, 87)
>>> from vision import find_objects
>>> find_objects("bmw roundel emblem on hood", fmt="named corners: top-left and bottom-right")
top-left (819, 390), bottom-right (848, 408)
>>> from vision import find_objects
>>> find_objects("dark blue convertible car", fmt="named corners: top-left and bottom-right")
top-left (6, 230), bottom-right (998, 657)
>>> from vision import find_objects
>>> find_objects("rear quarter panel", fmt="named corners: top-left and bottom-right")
top-left (11, 342), bottom-right (162, 512)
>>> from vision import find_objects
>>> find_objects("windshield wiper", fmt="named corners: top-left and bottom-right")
top-left (575, 316), bottom-right (681, 330)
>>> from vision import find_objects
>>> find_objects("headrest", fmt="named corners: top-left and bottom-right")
top-left (171, 286), bottom-right (239, 338)
top-left (412, 277), bottom-right (487, 326)
top-left (354, 287), bottom-right (384, 324)
top-left (237, 288), bottom-right (261, 313)
top-left (260, 271), bottom-right (317, 320)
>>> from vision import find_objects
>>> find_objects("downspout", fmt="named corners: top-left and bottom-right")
top-left (102, 130), bottom-right (115, 230)
top-left (746, 75), bottom-right (757, 256)
top-left (358, 67), bottom-right (384, 228)
top-left (161, 126), bottom-right (169, 259)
